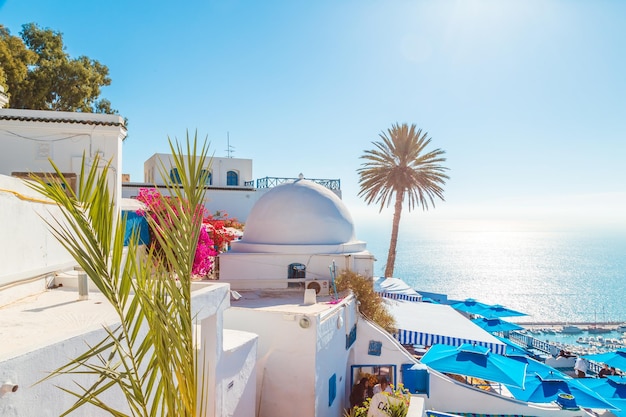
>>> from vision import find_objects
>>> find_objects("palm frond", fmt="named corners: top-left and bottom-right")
top-left (28, 132), bottom-right (212, 416)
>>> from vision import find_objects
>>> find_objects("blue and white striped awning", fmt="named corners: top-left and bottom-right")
top-left (377, 292), bottom-right (423, 303)
top-left (387, 299), bottom-right (507, 356)
top-left (373, 277), bottom-right (422, 302)
top-left (396, 330), bottom-right (506, 355)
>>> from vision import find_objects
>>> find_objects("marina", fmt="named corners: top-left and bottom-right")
top-left (515, 323), bottom-right (626, 355)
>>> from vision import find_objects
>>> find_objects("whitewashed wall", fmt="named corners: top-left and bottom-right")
top-left (0, 109), bottom-right (125, 293)
top-left (223, 306), bottom-right (317, 417)
top-left (222, 297), bottom-right (359, 417)
top-left (314, 299), bottom-right (359, 417)
top-left (0, 109), bottom-right (126, 207)
top-left (143, 153), bottom-right (253, 187)
top-left (0, 175), bottom-right (75, 291)
top-left (218, 252), bottom-right (374, 290)
top-left (193, 282), bottom-right (258, 417)
top-left (0, 282), bottom-right (256, 417)
top-left (217, 329), bottom-right (258, 417)
top-left (122, 184), bottom-right (258, 222)
top-left (0, 325), bottom-right (131, 417)
top-left (351, 319), bottom-right (422, 386)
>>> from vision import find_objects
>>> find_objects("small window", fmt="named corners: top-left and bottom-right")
top-left (288, 263), bottom-right (305, 288)
top-left (11, 172), bottom-right (76, 197)
top-left (226, 170), bottom-right (239, 186)
top-left (201, 169), bottom-right (212, 185)
top-left (288, 263), bottom-right (306, 279)
top-left (328, 374), bottom-right (336, 407)
top-left (170, 168), bottom-right (182, 184)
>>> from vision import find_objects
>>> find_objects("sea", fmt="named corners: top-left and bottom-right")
top-left (357, 223), bottom-right (626, 327)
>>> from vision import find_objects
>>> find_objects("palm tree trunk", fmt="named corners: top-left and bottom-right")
top-left (384, 191), bottom-right (404, 278)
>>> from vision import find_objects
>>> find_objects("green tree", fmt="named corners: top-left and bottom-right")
top-left (29, 133), bottom-right (210, 416)
top-left (0, 25), bottom-right (36, 93)
top-left (358, 123), bottom-right (449, 279)
top-left (0, 23), bottom-right (116, 113)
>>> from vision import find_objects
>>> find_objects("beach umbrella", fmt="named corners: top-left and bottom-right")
top-left (420, 343), bottom-right (527, 389)
top-left (449, 298), bottom-right (491, 315)
top-left (507, 354), bottom-right (569, 379)
top-left (578, 375), bottom-right (626, 399)
top-left (601, 399), bottom-right (626, 417)
top-left (471, 317), bottom-right (524, 333)
top-left (476, 304), bottom-right (527, 319)
top-left (583, 348), bottom-right (626, 372)
top-left (493, 336), bottom-right (529, 356)
top-left (505, 372), bottom-right (618, 410)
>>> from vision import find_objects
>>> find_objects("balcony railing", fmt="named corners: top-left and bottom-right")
top-left (256, 176), bottom-right (340, 190)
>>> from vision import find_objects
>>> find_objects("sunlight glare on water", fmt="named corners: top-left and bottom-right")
top-left (358, 224), bottom-right (626, 323)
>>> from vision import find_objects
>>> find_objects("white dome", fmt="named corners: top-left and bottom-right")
top-left (242, 179), bottom-right (356, 245)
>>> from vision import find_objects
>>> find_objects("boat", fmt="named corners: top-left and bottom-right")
top-left (587, 310), bottom-right (611, 333)
top-left (617, 323), bottom-right (626, 332)
top-left (587, 324), bottom-right (611, 333)
top-left (560, 325), bottom-right (583, 334)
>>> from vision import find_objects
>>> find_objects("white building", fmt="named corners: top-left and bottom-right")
top-left (0, 108), bottom-right (126, 291)
top-left (0, 103), bottom-right (601, 417)
top-left (123, 153), bottom-right (257, 221)
top-left (0, 108), bottom-right (126, 209)
top-left (143, 153), bottom-right (254, 188)
top-left (122, 152), bottom-right (342, 223)
top-left (0, 107), bottom-right (258, 416)
top-left (218, 178), bottom-right (374, 290)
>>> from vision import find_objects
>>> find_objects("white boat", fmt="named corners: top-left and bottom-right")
top-left (560, 325), bottom-right (583, 334)
top-left (587, 324), bottom-right (611, 334)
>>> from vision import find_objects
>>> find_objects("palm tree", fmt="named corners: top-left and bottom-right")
top-left (358, 123), bottom-right (449, 279)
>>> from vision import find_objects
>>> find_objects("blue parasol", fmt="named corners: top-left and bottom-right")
top-left (507, 354), bottom-right (569, 379)
top-left (476, 303), bottom-right (527, 319)
top-left (583, 348), bottom-right (626, 372)
top-left (505, 372), bottom-right (618, 410)
top-left (579, 375), bottom-right (626, 399)
top-left (420, 343), bottom-right (527, 389)
top-left (471, 317), bottom-right (524, 333)
top-left (449, 298), bottom-right (491, 315)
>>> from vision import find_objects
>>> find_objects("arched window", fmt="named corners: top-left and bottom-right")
top-left (170, 168), bottom-right (182, 184)
top-left (288, 263), bottom-right (306, 288)
top-left (288, 263), bottom-right (306, 279)
top-left (226, 170), bottom-right (239, 186)
top-left (201, 169), bottom-right (212, 185)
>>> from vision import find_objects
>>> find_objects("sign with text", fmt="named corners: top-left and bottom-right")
top-left (366, 393), bottom-right (404, 417)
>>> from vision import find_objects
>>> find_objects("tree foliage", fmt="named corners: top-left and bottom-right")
top-left (358, 123), bottom-right (449, 278)
top-left (335, 270), bottom-right (396, 333)
top-left (0, 23), bottom-right (116, 113)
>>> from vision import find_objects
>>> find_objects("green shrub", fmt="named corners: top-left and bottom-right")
top-left (336, 270), bottom-right (396, 333)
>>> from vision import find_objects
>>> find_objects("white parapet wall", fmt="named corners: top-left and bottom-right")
top-left (0, 175), bottom-right (76, 297)
top-left (0, 281), bottom-right (256, 417)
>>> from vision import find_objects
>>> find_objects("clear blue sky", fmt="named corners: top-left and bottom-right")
top-left (2, 0), bottom-right (625, 234)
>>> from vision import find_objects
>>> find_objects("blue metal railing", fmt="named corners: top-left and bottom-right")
top-left (255, 176), bottom-right (340, 190)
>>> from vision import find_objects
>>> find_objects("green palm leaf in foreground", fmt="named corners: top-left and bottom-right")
top-left (29, 132), bottom-right (211, 416)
